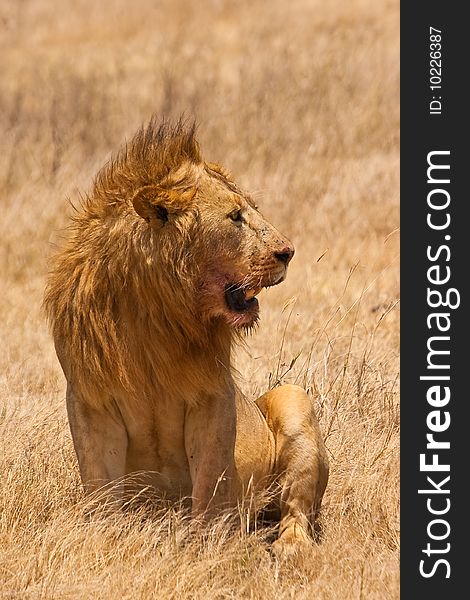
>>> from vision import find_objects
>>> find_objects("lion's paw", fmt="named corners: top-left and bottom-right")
top-left (271, 523), bottom-right (313, 560)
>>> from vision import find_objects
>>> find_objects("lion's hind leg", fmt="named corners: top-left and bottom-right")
top-left (255, 384), bottom-right (329, 555)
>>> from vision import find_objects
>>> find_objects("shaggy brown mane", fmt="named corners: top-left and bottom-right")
top-left (44, 117), bottom-right (230, 406)
top-left (91, 117), bottom-right (202, 210)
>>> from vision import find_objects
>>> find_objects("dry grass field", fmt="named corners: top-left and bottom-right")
top-left (0, 0), bottom-right (399, 598)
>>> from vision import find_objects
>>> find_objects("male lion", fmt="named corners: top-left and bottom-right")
top-left (44, 118), bottom-right (329, 553)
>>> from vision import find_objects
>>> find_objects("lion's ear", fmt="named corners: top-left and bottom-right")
top-left (132, 186), bottom-right (168, 226)
top-left (132, 185), bottom-right (195, 227)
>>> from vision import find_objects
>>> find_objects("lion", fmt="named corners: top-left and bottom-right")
top-left (44, 117), bottom-right (329, 553)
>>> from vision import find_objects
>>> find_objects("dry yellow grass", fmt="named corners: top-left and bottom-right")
top-left (0, 0), bottom-right (399, 598)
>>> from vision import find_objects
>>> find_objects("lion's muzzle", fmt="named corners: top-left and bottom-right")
top-left (273, 245), bottom-right (295, 266)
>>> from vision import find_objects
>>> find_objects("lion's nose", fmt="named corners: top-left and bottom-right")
top-left (274, 245), bottom-right (295, 266)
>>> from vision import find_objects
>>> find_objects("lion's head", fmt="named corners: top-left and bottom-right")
top-left (126, 121), bottom-right (294, 330)
top-left (44, 118), bottom-right (295, 398)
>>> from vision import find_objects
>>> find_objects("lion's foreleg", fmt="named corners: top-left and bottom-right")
top-left (256, 384), bottom-right (329, 553)
top-left (66, 385), bottom-right (128, 507)
top-left (184, 393), bottom-right (238, 516)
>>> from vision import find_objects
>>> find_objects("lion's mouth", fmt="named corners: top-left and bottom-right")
top-left (224, 276), bottom-right (284, 314)
top-left (224, 284), bottom-right (262, 313)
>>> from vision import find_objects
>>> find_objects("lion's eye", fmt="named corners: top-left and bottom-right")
top-left (228, 209), bottom-right (243, 223)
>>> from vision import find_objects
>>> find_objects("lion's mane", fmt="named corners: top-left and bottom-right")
top-left (44, 119), bottom-right (233, 407)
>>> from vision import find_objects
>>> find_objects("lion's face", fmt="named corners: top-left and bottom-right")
top-left (132, 160), bottom-right (294, 330)
top-left (195, 164), bottom-right (294, 328)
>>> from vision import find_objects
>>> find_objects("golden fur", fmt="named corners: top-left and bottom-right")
top-left (45, 120), bottom-right (210, 403)
top-left (44, 118), bottom-right (328, 552)
top-left (45, 119), bottom-right (271, 402)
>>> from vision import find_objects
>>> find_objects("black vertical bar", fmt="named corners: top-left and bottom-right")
top-left (401, 3), bottom-right (467, 597)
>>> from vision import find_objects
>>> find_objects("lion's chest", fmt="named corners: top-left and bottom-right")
top-left (118, 393), bottom-right (193, 498)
